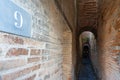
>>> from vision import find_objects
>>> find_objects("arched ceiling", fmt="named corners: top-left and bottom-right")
top-left (77, 0), bottom-right (98, 35)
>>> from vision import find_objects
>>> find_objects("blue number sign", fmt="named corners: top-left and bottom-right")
top-left (0, 0), bottom-right (31, 37)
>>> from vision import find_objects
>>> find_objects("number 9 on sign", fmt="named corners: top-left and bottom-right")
top-left (14, 11), bottom-right (23, 29)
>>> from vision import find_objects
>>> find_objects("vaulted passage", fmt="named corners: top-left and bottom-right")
top-left (0, 0), bottom-right (120, 80)
top-left (78, 45), bottom-right (96, 80)
top-left (77, 31), bottom-right (97, 80)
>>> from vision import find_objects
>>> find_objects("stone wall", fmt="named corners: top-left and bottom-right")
top-left (0, 0), bottom-right (72, 80)
top-left (98, 0), bottom-right (120, 79)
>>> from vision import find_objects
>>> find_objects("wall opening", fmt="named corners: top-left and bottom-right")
top-left (77, 31), bottom-right (99, 80)
top-left (79, 31), bottom-right (97, 61)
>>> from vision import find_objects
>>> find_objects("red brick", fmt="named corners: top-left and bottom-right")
top-left (31, 64), bottom-right (41, 71)
top-left (0, 59), bottom-right (26, 71)
top-left (1, 68), bottom-right (30, 80)
top-left (1, 64), bottom-right (40, 80)
top-left (111, 50), bottom-right (120, 53)
top-left (7, 48), bottom-right (28, 56)
top-left (4, 35), bottom-right (24, 44)
top-left (28, 57), bottom-right (40, 63)
top-left (30, 49), bottom-right (41, 55)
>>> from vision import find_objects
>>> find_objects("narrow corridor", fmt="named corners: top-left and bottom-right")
top-left (0, 0), bottom-right (120, 80)
top-left (78, 57), bottom-right (96, 80)
top-left (78, 44), bottom-right (97, 80)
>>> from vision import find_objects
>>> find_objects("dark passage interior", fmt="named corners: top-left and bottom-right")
top-left (77, 31), bottom-right (98, 80)
top-left (78, 44), bottom-right (96, 80)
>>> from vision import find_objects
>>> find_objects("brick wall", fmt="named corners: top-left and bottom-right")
top-left (0, 0), bottom-right (72, 80)
top-left (62, 31), bottom-right (72, 80)
top-left (98, 0), bottom-right (120, 80)
top-left (55, 0), bottom-right (76, 30)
